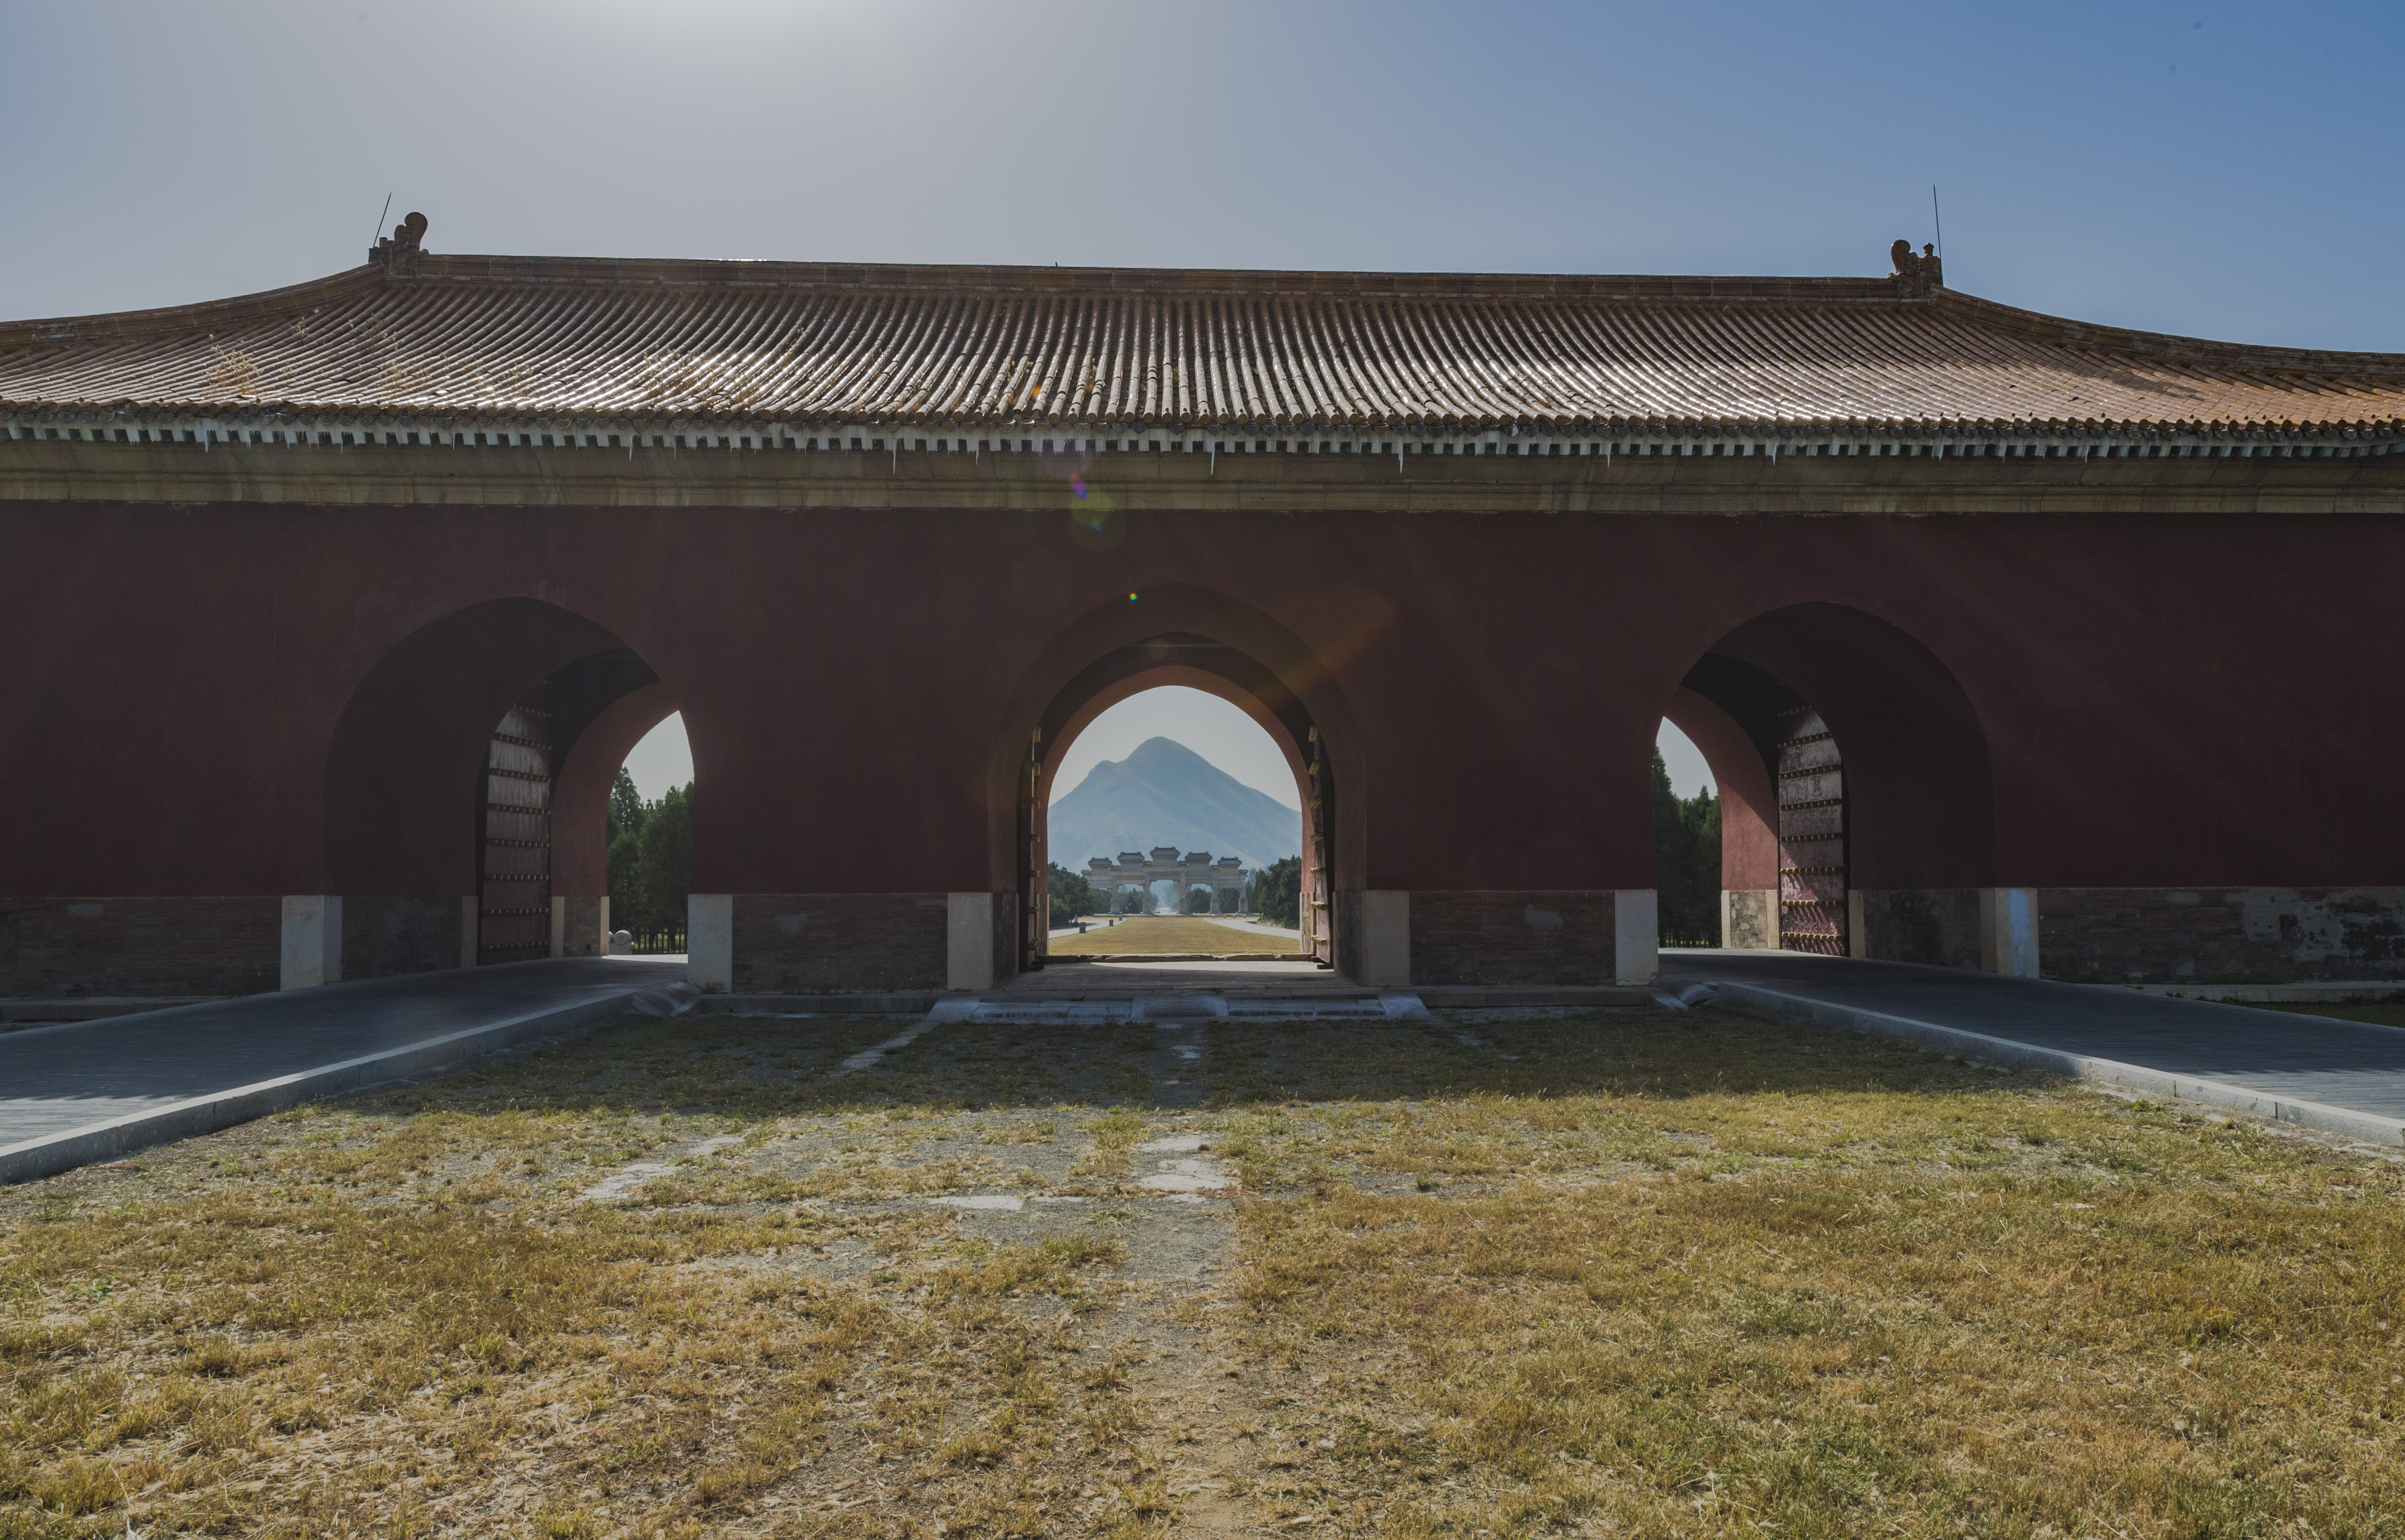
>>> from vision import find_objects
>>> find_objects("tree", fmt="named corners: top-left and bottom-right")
top-left (1184, 884), bottom-right (1213, 914)
top-left (1047, 863), bottom-right (1096, 927)
top-left (607, 768), bottom-right (646, 842)
top-left (1255, 855), bottom-right (1303, 928)
top-left (1653, 748), bottom-right (1722, 947)
top-left (634, 783), bottom-right (693, 942)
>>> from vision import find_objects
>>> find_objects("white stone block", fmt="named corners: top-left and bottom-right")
top-left (1614, 888), bottom-right (1659, 985)
top-left (279, 894), bottom-right (342, 990)
top-left (948, 892), bottom-right (996, 991)
top-left (1979, 887), bottom-right (2040, 977)
top-left (688, 893), bottom-right (735, 990)
top-left (1358, 890), bottom-right (1410, 986)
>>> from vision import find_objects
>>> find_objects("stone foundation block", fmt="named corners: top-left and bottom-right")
top-left (1722, 888), bottom-right (1777, 949)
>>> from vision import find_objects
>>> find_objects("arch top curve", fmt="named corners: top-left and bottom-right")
top-left (321, 597), bottom-right (674, 974)
top-left (990, 583), bottom-right (1367, 976)
top-left (1673, 600), bottom-right (1997, 946)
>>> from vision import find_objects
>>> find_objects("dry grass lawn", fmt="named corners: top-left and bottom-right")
top-left (4, 1005), bottom-right (2402, 1539)
top-left (1046, 917), bottom-right (1296, 957)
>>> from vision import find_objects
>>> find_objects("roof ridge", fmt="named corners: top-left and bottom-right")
top-left (1932, 288), bottom-right (2405, 380)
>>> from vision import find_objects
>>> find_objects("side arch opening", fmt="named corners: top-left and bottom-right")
top-left (1664, 602), bottom-right (1996, 967)
top-left (321, 597), bottom-right (680, 980)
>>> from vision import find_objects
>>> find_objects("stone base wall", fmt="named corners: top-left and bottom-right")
top-left (341, 896), bottom-right (463, 980)
top-left (993, 891), bottom-right (1019, 986)
top-left (1409, 890), bottom-right (1618, 986)
top-left (2041, 887), bottom-right (2405, 983)
top-left (732, 894), bottom-right (950, 992)
top-left (0, 896), bottom-right (279, 997)
top-left (560, 895), bottom-right (607, 958)
top-left (1332, 890), bottom-right (1363, 980)
top-left (1855, 888), bottom-right (1984, 969)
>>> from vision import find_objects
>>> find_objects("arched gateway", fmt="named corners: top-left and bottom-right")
top-left (5, 223), bottom-right (2404, 998)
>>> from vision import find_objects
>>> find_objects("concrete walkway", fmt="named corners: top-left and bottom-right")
top-left (1665, 949), bottom-right (2405, 1141)
top-left (1, 957), bottom-right (686, 1181)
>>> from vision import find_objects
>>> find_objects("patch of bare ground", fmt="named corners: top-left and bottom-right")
top-left (3, 1005), bottom-right (2401, 1538)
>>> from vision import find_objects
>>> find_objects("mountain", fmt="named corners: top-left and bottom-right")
top-left (1047, 737), bottom-right (1302, 873)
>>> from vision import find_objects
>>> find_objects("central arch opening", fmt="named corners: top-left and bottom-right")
top-left (1040, 684), bottom-right (1305, 954)
top-left (1018, 635), bottom-right (1330, 970)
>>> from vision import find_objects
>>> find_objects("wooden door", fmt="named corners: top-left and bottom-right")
top-left (1021, 728), bottom-right (1047, 972)
top-left (1775, 708), bottom-right (1847, 955)
top-left (478, 700), bottom-right (554, 964)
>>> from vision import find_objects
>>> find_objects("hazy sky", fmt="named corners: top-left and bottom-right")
top-left (1048, 690), bottom-right (1300, 810)
top-left (617, 702), bottom-right (1704, 803)
top-left (10, 0), bottom-right (2389, 803)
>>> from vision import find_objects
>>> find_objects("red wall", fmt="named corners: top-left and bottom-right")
top-left (5, 500), bottom-right (2402, 899)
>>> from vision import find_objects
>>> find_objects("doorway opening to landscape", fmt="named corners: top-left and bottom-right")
top-left (1659, 603), bottom-right (1993, 964)
top-left (1036, 674), bottom-right (1309, 960)
top-left (323, 598), bottom-right (682, 977)
top-left (1019, 638), bottom-right (1324, 967)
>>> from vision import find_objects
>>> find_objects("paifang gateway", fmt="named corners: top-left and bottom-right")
top-left (3, 218), bottom-right (2401, 997)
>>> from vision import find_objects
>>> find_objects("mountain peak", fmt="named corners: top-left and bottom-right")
top-left (1127, 736), bottom-right (1207, 764)
top-left (1050, 738), bottom-right (1302, 872)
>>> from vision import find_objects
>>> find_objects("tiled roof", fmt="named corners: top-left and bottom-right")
top-left (5, 248), bottom-right (2403, 441)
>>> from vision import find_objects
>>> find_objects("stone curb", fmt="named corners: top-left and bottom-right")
top-left (1710, 982), bottom-right (2405, 1148)
top-left (0, 993), bottom-right (642, 1186)
top-left (1419, 985), bottom-right (1663, 1009)
top-left (693, 994), bottom-right (942, 1015)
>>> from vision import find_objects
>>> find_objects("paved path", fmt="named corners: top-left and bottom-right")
top-left (0, 957), bottom-right (686, 1149)
top-left (1663, 949), bottom-right (2405, 1125)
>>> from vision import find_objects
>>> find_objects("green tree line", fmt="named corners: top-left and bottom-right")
top-left (1654, 747), bottom-right (1722, 947)
top-left (606, 769), bottom-right (693, 944)
top-left (1047, 863), bottom-right (1096, 928)
top-left (1254, 855), bottom-right (1303, 929)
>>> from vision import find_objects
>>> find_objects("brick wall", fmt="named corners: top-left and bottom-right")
top-left (342, 896), bottom-right (462, 979)
top-left (731, 894), bottom-right (950, 992)
top-left (2042, 887), bottom-right (2405, 983)
top-left (0, 897), bottom-right (278, 997)
top-left (1410, 891), bottom-right (1618, 986)
top-left (1857, 888), bottom-right (1982, 969)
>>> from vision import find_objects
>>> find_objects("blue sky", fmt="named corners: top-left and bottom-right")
top-left (10, 0), bottom-right (2393, 797)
